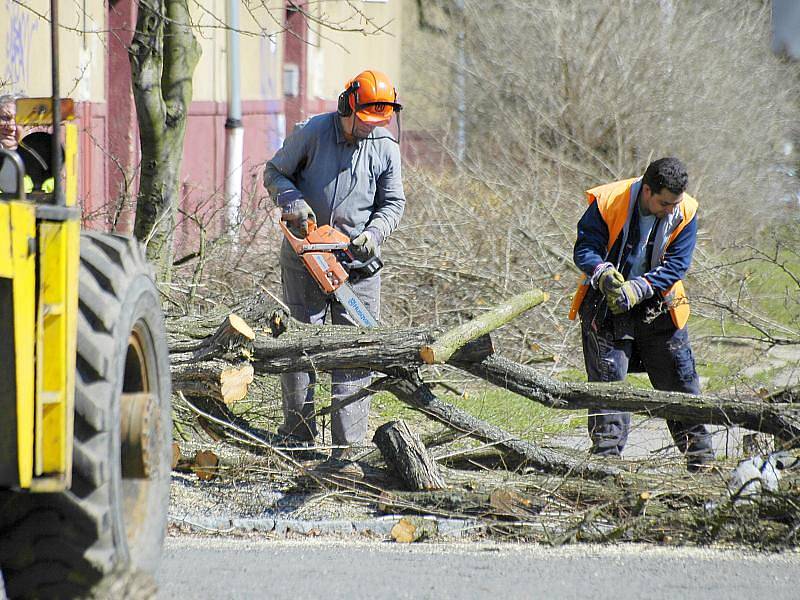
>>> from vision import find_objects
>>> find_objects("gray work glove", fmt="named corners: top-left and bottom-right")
top-left (276, 189), bottom-right (316, 237)
top-left (350, 229), bottom-right (380, 260)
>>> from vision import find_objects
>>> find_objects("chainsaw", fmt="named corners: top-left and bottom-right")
top-left (280, 218), bottom-right (382, 328)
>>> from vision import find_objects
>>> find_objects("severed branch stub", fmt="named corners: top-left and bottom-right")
top-left (199, 314), bottom-right (255, 358)
top-left (373, 420), bottom-right (447, 491)
top-left (419, 288), bottom-right (548, 364)
top-left (171, 359), bottom-right (254, 406)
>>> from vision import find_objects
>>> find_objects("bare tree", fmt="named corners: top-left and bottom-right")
top-left (393, 0), bottom-right (800, 369)
top-left (130, 0), bottom-right (202, 279)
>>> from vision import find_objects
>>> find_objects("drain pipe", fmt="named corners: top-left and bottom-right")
top-left (224, 0), bottom-right (244, 239)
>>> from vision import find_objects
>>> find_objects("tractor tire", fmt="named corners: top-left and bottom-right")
top-left (0, 232), bottom-right (171, 599)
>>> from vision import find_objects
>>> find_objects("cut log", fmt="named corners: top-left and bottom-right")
top-left (192, 450), bottom-right (219, 481)
top-left (219, 364), bottom-right (255, 405)
top-left (171, 359), bottom-right (254, 406)
top-left (373, 420), bottom-right (447, 491)
top-left (187, 313), bottom-right (256, 362)
top-left (390, 516), bottom-right (438, 543)
top-left (419, 289), bottom-right (548, 364)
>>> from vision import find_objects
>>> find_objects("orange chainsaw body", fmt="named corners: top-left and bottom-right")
top-left (280, 220), bottom-right (350, 294)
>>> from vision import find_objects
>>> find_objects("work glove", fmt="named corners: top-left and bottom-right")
top-left (276, 189), bottom-right (316, 237)
top-left (350, 229), bottom-right (380, 260)
top-left (606, 276), bottom-right (654, 315)
top-left (592, 263), bottom-right (625, 296)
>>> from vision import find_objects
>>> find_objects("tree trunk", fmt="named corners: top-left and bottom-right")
top-left (454, 355), bottom-right (800, 444)
top-left (165, 304), bottom-right (800, 448)
top-left (130, 0), bottom-right (202, 279)
top-left (373, 420), bottom-right (447, 491)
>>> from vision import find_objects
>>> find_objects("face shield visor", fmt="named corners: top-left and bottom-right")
top-left (352, 101), bottom-right (403, 144)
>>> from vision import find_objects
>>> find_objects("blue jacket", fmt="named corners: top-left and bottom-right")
top-left (569, 177), bottom-right (699, 329)
top-left (573, 183), bottom-right (697, 292)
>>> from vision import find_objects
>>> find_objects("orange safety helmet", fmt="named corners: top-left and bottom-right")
top-left (337, 70), bottom-right (402, 125)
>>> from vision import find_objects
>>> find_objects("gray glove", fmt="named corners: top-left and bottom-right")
top-left (350, 229), bottom-right (379, 260)
top-left (276, 189), bottom-right (316, 237)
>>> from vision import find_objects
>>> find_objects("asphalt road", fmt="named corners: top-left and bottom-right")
top-left (157, 536), bottom-right (799, 600)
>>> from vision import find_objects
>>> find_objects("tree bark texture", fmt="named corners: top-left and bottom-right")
top-left (130, 0), bottom-right (202, 278)
top-left (373, 420), bottom-right (447, 491)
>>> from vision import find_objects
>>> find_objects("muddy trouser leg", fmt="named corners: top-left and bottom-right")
top-left (581, 322), bottom-right (632, 456)
top-left (278, 260), bottom-right (329, 442)
top-left (329, 273), bottom-right (381, 446)
top-left (637, 316), bottom-right (714, 467)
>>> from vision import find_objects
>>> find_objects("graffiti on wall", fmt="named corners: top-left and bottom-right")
top-left (4, 0), bottom-right (40, 90)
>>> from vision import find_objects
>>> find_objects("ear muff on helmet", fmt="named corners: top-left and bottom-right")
top-left (337, 81), bottom-right (360, 117)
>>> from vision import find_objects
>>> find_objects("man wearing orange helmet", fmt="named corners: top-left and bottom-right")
top-left (264, 69), bottom-right (405, 475)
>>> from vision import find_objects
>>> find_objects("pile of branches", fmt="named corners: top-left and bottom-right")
top-left (166, 290), bottom-right (800, 549)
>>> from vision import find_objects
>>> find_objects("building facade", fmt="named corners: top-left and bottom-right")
top-left (0, 0), bottom-right (402, 239)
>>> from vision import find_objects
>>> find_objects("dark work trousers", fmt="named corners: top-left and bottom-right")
top-left (278, 250), bottom-right (380, 446)
top-left (580, 305), bottom-right (713, 465)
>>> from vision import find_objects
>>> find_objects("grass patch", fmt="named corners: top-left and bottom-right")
top-left (371, 385), bottom-right (580, 443)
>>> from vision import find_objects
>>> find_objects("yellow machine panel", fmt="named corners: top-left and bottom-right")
top-left (31, 121), bottom-right (80, 491)
top-left (0, 202), bottom-right (37, 489)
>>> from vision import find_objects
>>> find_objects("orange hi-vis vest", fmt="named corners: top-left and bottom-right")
top-left (568, 178), bottom-right (698, 329)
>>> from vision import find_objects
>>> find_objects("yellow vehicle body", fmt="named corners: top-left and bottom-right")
top-left (0, 118), bottom-right (80, 492)
top-left (1, 22), bottom-right (171, 592)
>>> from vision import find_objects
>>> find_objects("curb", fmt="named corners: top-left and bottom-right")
top-left (168, 514), bottom-right (482, 539)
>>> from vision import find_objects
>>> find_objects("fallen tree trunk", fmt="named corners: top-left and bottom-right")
top-left (166, 296), bottom-right (800, 448)
top-left (384, 371), bottom-right (623, 480)
top-left (453, 355), bottom-right (800, 445)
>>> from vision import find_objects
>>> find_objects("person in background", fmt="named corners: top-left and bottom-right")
top-left (0, 93), bottom-right (25, 193)
top-left (0, 94), bottom-right (57, 195)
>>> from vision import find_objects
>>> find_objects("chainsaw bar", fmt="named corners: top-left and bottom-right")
top-left (333, 283), bottom-right (378, 328)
